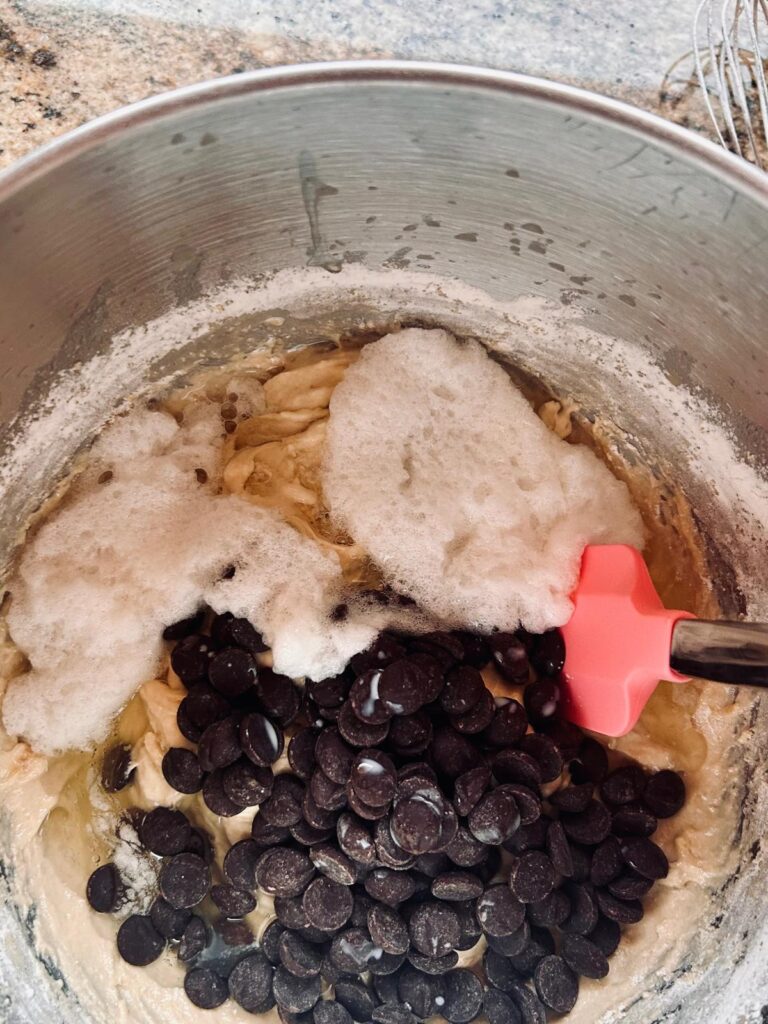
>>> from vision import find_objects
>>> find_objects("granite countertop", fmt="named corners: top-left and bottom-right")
top-left (0, 0), bottom-right (717, 171)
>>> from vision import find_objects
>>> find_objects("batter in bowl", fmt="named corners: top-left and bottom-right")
top-left (0, 326), bottom-right (743, 1023)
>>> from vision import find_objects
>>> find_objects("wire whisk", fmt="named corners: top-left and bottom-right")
top-left (693, 0), bottom-right (768, 168)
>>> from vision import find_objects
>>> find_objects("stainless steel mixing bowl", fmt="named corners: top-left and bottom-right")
top-left (0, 62), bottom-right (767, 1024)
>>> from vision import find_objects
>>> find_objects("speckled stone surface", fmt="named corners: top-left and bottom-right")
top-left (0, 0), bottom-right (714, 170)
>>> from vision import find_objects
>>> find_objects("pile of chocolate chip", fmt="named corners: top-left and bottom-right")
top-left (87, 610), bottom-right (686, 1023)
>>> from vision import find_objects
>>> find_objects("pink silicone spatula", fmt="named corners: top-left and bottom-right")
top-left (559, 544), bottom-right (768, 737)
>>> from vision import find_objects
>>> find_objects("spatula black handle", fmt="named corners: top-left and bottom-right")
top-left (670, 619), bottom-right (768, 687)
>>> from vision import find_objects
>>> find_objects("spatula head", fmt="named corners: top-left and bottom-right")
top-left (560, 545), bottom-right (693, 737)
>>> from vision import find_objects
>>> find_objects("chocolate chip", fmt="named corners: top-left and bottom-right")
top-left (371, 1006), bottom-right (417, 1024)
top-left (397, 966), bottom-right (445, 1018)
top-left (251, 814), bottom-right (291, 846)
top-left (507, 926), bottom-right (555, 979)
top-left (411, 631), bottom-right (465, 666)
top-left (486, 922), bottom-right (529, 956)
top-left (184, 967), bottom-right (229, 1009)
top-left (439, 665), bottom-right (484, 715)
top-left (453, 766), bottom-right (492, 817)
top-left (492, 749), bottom-right (542, 789)
top-left (163, 610), bottom-right (205, 641)
top-left (508, 979), bottom-right (547, 1024)
top-left (406, 652), bottom-right (446, 704)
top-left (542, 717), bottom-right (583, 761)
top-left (595, 888), bottom-right (644, 923)
top-left (407, 950), bottom-right (458, 974)
top-left (315, 729), bottom-right (355, 784)
top-left (379, 659), bottom-right (430, 715)
top-left (590, 837), bottom-right (623, 886)
top-left (211, 883), bottom-right (257, 917)
top-left (367, 904), bottom-right (409, 954)
top-left (261, 920), bottom-right (285, 964)
top-left (561, 800), bottom-right (612, 845)
top-left (390, 784), bottom-right (458, 854)
top-left (256, 669), bottom-right (302, 726)
top-left (176, 702), bottom-right (202, 743)
top-left (349, 749), bottom-right (396, 807)
top-left (289, 728), bottom-right (319, 779)
top-left (171, 635), bottom-right (214, 685)
top-left (531, 630), bottom-right (566, 677)
top-left (560, 882), bottom-right (598, 935)
top-left (256, 847), bottom-right (315, 897)
top-left (150, 897), bottom-right (191, 939)
top-left (337, 699), bottom-right (391, 747)
top-left (484, 948), bottom-right (520, 992)
top-left (503, 785), bottom-right (541, 826)
top-left (442, 968), bottom-right (483, 1023)
top-left (159, 852), bottom-right (211, 909)
top-left (483, 700), bottom-right (528, 748)
top-left (214, 614), bottom-right (268, 654)
top-left (335, 978), bottom-right (377, 1021)
top-left (601, 765), bottom-right (646, 806)
top-left (607, 870), bottom-right (654, 899)
top-left (519, 733), bottom-right (563, 783)
top-left (483, 988), bottom-right (523, 1024)
top-left (303, 876), bottom-right (354, 930)
top-left (527, 888), bottom-right (571, 927)
top-left (116, 914), bottom-right (165, 966)
top-left (306, 844), bottom-right (355, 885)
top-left (139, 807), bottom-right (192, 855)
top-left (560, 932), bottom-right (609, 979)
top-left (489, 633), bottom-right (530, 680)
top-left (208, 647), bottom-right (258, 698)
top-left (349, 669), bottom-right (393, 725)
top-left (511, 850), bottom-right (556, 903)
top-left (87, 863), bottom-right (121, 913)
top-left (545, 824), bottom-right (574, 883)
top-left (643, 769), bottom-right (685, 818)
top-left (223, 757), bottom-right (273, 807)
top-left (620, 836), bottom-right (669, 879)
top-left (349, 635), bottom-right (407, 675)
top-left (506, 818), bottom-right (549, 855)
top-left (568, 844), bottom-right (592, 883)
top-left (364, 868), bottom-right (418, 906)
top-left (569, 737), bottom-right (609, 784)
top-left (261, 774), bottom-right (306, 827)
top-left (399, 762), bottom-right (438, 786)
top-left (454, 899), bottom-right (483, 950)
top-left (162, 747), bottom-right (203, 794)
top-left (316, 1003), bottom-right (354, 1024)
top-left (101, 744), bottom-right (135, 792)
top-left (450, 687), bottom-right (495, 734)
top-left (224, 838), bottom-right (262, 889)
top-left (550, 783), bottom-right (593, 814)
top-left (590, 915), bottom-right (622, 956)
top-left (430, 727), bottom-right (482, 778)
top-left (240, 712), bottom-right (284, 767)
top-left (468, 786), bottom-right (521, 846)
top-left (228, 951), bottom-right (276, 1013)
top-left (310, 768), bottom-right (348, 812)
top-left (279, 931), bottom-right (324, 978)
top-left (203, 768), bottom-right (247, 816)
top-left (330, 928), bottom-right (386, 972)
top-left (178, 915), bottom-right (209, 962)
top-left (476, 884), bottom-right (526, 937)
top-left (337, 812), bottom-right (376, 864)
top-left (431, 871), bottom-right (484, 901)
top-left (375, 818), bottom-right (416, 869)
top-left (612, 806), bottom-right (657, 837)
top-left (534, 954), bottom-right (578, 1013)
top-left (185, 827), bottom-right (214, 863)
top-left (216, 916), bottom-right (255, 946)
top-left (388, 711), bottom-right (433, 756)
top-left (198, 714), bottom-right (243, 771)
top-left (524, 678), bottom-right (561, 727)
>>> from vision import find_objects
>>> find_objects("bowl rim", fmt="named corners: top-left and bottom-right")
top-left (0, 59), bottom-right (767, 207)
